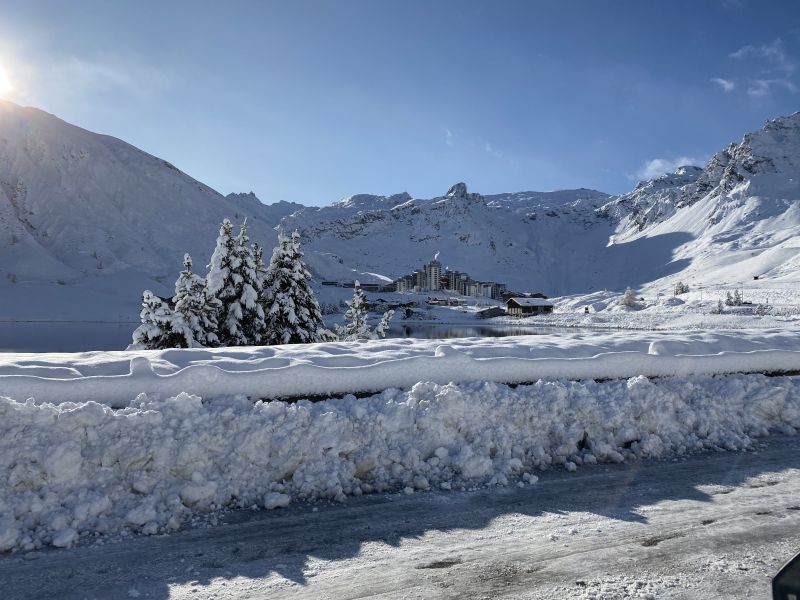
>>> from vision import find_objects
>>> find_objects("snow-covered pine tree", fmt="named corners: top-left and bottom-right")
top-left (619, 287), bottom-right (638, 307)
top-left (262, 230), bottom-right (333, 344)
top-left (374, 309), bottom-right (395, 338)
top-left (233, 221), bottom-right (267, 345)
top-left (725, 291), bottom-right (734, 306)
top-left (130, 290), bottom-right (193, 349)
top-left (711, 299), bottom-right (725, 314)
top-left (733, 289), bottom-right (743, 306)
top-left (335, 286), bottom-right (395, 340)
top-left (206, 219), bottom-right (266, 346)
top-left (336, 281), bottom-right (371, 340)
top-left (253, 241), bottom-right (266, 293)
top-left (173, 253), bottom-right (220, 347)
top-left (206, 219), bottom-right (244, 346)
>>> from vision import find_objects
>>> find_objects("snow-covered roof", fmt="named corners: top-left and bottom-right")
top-left (506, 297), bottom-right (553, 307)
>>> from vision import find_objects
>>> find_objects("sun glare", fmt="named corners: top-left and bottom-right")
top-left (0, 64), bottom-right (13, 98)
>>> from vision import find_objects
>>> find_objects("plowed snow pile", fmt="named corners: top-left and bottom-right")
top-left (2, 373), bottom-right (799, 553)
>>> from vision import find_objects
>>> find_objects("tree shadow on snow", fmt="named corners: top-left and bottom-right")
top-left (5, 435), bottom-right (799, 600)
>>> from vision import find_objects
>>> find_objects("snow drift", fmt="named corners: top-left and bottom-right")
top-left (1, 329), bottom-right (799, 406)
top-left (1, 372), bottom-right (799, 552)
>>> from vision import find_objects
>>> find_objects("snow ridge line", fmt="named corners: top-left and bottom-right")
top-left (2, 346), bottom-right (800, 406)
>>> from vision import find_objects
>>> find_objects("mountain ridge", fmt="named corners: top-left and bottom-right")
top-left (0, 99), bottom-right (798, 320)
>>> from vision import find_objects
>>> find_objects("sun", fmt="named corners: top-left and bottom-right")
top-left (0, 64), bottom-right (13, 98)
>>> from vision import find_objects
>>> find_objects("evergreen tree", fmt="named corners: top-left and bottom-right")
top-left (233, 221), bottom-right (267, 344)
top-left (173, 253), bottom-right (220, 347)
top-left (207, 219), bottom-right (266, 346)
top-left (374, 309), bottom-right (395, 339)
top-left (253, 242), bottom-right (266, 293)
top-left (207, 219), bottom-right (244, 345)
top-left (733, 289), bottom-right (742, 306)
top-left (336, 284), bottom-right (396, 340)
top-left (131, 290), bottom-right (192, 349)
top-left (725, 291), bottom-right (734, 306)
top-left (262, 230), bottom-right (332, 344)
top-left (336, 281), bottom-right (371, 340)
top-left (619, 287), bottom-right (638, 307)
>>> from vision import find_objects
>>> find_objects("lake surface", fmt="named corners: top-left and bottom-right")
top-left (0, 322), bottom-right (137, 353)
top-left (0, 321), bottom-right (563, 353)
top-left (387, 322), bottom-right (563, 339)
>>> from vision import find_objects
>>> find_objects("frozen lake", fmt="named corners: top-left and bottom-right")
top-left (0, 320), bottom-right (560, 353)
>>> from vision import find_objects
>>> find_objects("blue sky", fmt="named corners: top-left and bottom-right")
top-left (1, 1), bottom-right (798, 204)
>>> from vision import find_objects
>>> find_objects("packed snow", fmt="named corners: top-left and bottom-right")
top-left (1, 371), bottom-right (799, 553)
top-left (1, 329), bottom-right (799, 406)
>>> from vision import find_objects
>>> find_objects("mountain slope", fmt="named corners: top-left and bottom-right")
top-left (1, 101), bottom-right (799, 322)
top-left (0, 100), bottom-right (298, 319)
top-left (285, 113), bottom-right (800, 297)
top-left (283, 182), bottom-right (692, 294)
top-left (605, 112), bottom-right (800, 288)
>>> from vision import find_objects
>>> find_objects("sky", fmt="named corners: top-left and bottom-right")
top-left (0, 0), bottom-right (798, 205)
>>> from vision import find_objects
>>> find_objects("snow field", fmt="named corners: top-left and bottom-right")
top-left (2, 372), bottom-right (800, 553)
top-left (2, 329), bottom-right (800, 406)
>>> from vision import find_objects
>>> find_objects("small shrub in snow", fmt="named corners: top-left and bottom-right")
top-left (374, 309), bottom-right (396, 338)
top-left (619, 287), bottom-right (638, 308)
top-left (726, 290), bottom-right (744, 307)
top-left (673, 281), bottom-right (689, 296)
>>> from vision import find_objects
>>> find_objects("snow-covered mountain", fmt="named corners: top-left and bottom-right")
top-left (283, 183), bottom-right (621, 293)
top-left (286, 113), bottom-right (800, 296)
top-left (604, 112), bottom-right (800, 287)
top-left (0, 97), bottom-right (798, 321)
top-left (0, 100), bottom-right (298, 319)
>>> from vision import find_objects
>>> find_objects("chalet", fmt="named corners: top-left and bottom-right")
top-left (476, 306), bottom-right (506, 319)
top-left (506, 297), bottom-right (554, 316)
top-left (501, 291), bottom-right (548, 303)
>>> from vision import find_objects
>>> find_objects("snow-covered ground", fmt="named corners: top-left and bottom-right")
top-left (1, 329), bottom-right (800, 405)
top-left (2, 434), bottom-right (798, 599)
top-left (491, 285), bottom-right (800, 331)
top-left (2, 369), bottom-right (799, 555)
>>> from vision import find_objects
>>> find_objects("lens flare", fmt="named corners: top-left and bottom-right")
top-left (0, 65), bottom-right (12, 97)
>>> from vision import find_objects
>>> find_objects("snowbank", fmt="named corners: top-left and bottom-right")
top-left (1, 372), bottom-right (799, 552)
top-left (1, 330), bottom-right (800, 406)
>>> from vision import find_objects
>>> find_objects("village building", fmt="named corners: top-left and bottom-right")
top-left (393, 258), bottom-right (506, 298)
top-left (505, 297), bottom-right (554, 316)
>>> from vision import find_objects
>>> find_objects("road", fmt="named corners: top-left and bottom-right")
top-left (2, 436), bottom-right (800, 599)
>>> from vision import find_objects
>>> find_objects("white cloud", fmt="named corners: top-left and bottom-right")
top-left (636, 156), bottom-right (702, 181)
top-left (484, 142), bottom-right (502, 158)
top-left (730, 38), bottom-right (795, 74)
top-left (746, 78), bottom-right (798, 97)
top-left (730, 38), bottom-right (797, 98)
top-left (443, 128), bottom-right (454, 147)
top-left (710, 77), bottom-right (735, 92)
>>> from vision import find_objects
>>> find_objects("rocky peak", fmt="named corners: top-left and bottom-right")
top-left (443, 182), bottom-right (483, 202)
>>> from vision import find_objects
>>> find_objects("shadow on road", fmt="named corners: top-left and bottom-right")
top-left (3, 435), bottom-right (798, 599)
